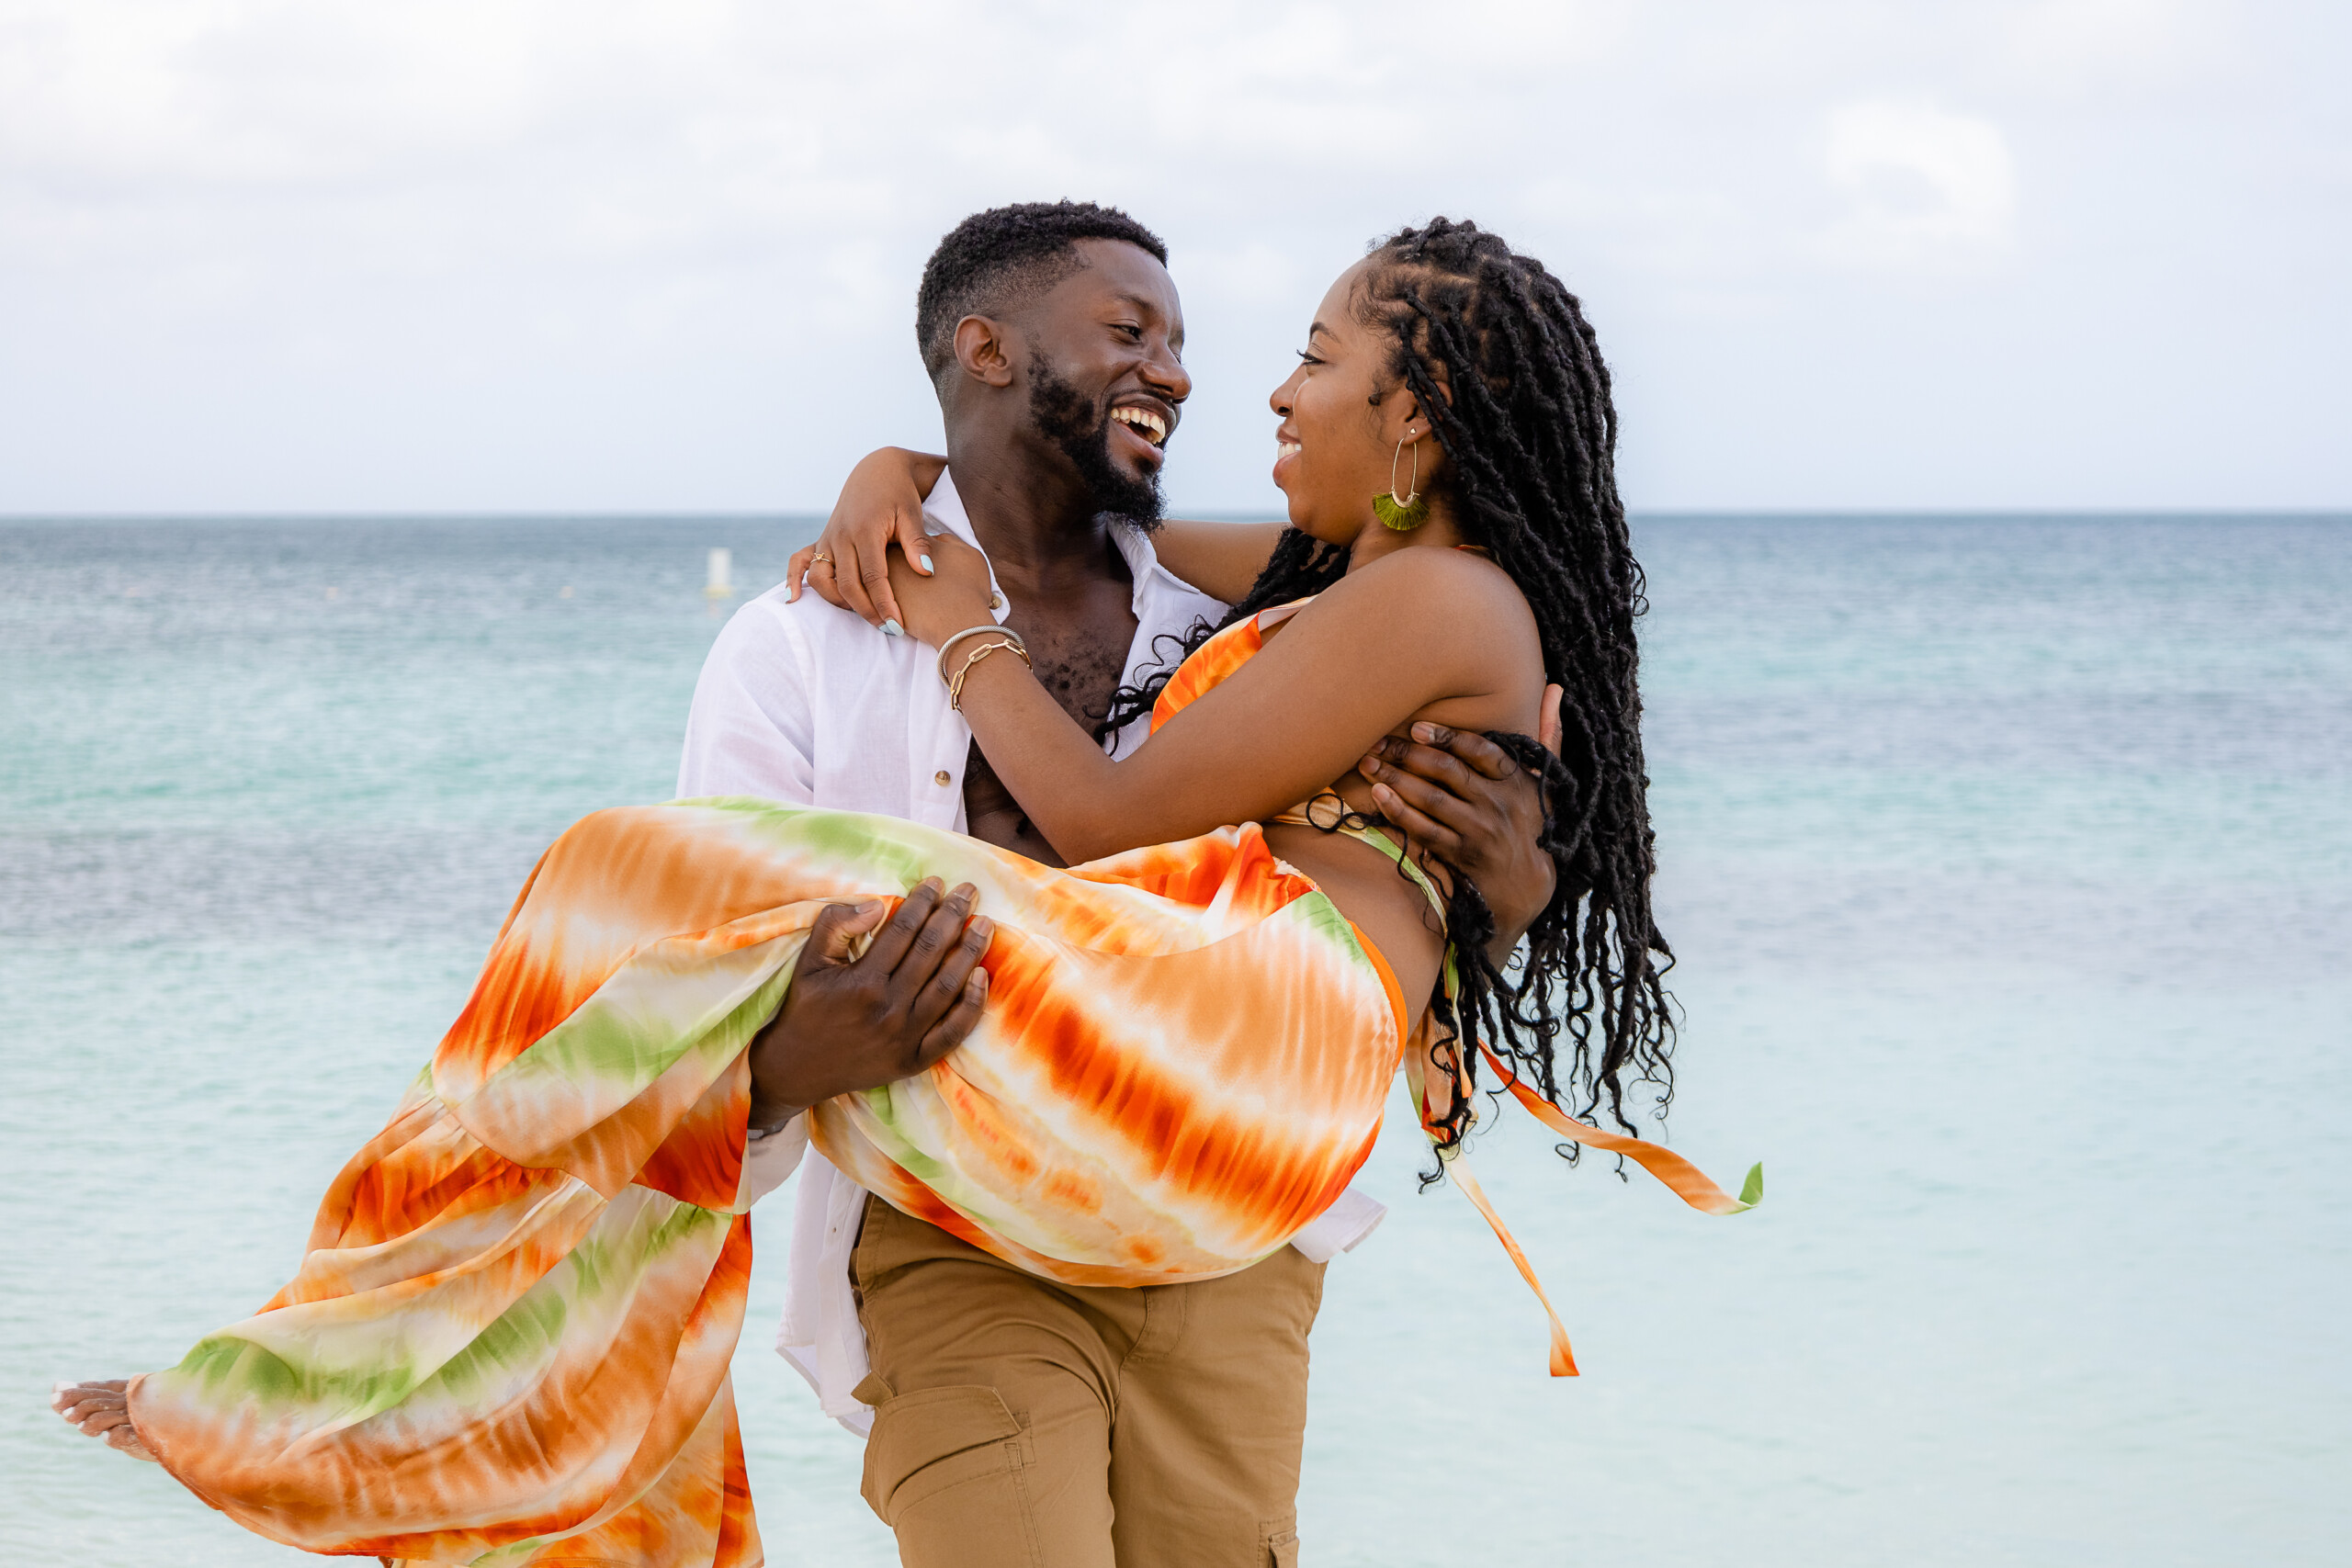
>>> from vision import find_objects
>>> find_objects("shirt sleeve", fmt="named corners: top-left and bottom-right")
top-left (739, 1118), bottom-right (809, 1207)
top-left (678, 598), bottom-right (819, 805)
top-left (681, 599), bottom-right (820, 1196)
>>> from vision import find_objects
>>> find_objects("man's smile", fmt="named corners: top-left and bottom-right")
top-left (1109, 404), bottom-right (1169, 446)
top-left (1108, 398), bottom-right (1175, 468)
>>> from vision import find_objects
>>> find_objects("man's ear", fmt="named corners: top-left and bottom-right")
top-left (953, 315), bottom-right (1018, 389)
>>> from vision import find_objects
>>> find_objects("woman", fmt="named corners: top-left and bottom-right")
top-left (51, 220), bottom-right (1753, 1567)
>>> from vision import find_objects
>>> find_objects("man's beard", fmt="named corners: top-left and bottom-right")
top-left (1026, 352), bottom-right (1164, 529)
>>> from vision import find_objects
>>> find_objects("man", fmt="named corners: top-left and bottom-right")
top-left (677, 201), bottom-right (1557, 1566)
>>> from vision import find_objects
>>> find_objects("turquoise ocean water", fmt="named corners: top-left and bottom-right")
top-left (3, 515), bottom-right (2346, 1565)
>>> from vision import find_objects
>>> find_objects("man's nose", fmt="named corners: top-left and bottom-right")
top-left (1143, 341), bottom-right (1193, 404)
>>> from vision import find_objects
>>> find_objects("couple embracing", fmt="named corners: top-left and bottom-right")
top-left (53, 201), bottom-right (1755, 1567)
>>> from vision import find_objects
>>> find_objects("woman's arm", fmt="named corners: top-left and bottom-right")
top-left (896, 536), bottom-right (1538, 865)
top-left (788, 447), bottom-right (948, 629)
top-left (786, 448), bottom-right (1286, 625)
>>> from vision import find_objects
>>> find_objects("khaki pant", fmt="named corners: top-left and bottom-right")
top-left (850, 1194), bottom-right (1324, 1568)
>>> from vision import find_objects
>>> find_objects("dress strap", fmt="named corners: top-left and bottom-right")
top-left (1267, 810), bottom-right (1448, 928)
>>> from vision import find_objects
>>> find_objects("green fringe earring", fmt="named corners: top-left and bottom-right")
top-left (1374, 433), bottom-right (1431, 531)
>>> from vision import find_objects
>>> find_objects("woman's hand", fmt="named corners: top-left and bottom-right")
top-left (885, 531), bottom-right (998, 648)
top-left (786, 447), bottom-right (947, 633)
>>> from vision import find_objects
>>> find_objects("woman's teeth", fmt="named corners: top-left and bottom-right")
top-left (1111, 407), bottom-right (1168, 445)
top-left (1276, 441), bottom-right (1301, 459)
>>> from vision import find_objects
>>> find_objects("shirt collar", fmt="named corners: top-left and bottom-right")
top-left (923, 467), bottom-right (1203, 619)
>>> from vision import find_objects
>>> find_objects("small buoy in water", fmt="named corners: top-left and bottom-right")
top-left (705, 547), bottom-right (734, 600)
top-left (560, 585), bottom-right (574, 599)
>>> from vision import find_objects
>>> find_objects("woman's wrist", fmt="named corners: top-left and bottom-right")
top-left (878, 446), bottom-right (946, 492)
top-left (933, 623), bottom-right (1018, 670)
top-left (848, 446), bottom-right (938, 502)
top-left (944, 635), bottom-right (1030, 710)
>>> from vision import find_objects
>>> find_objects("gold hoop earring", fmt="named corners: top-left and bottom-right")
top-left (1373, 431), bottom-right (1431, 531)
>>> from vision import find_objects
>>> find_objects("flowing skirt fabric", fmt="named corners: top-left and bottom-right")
top-left (126, 798), bottom-right (1410, 1566)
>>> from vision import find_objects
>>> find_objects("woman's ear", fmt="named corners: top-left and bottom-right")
top-left (953, 315), bottom-right (1016, 389)
top-left (1394, 391), bottom-right (1437, 446)
top-left (1394, 358), bottom-right (1456, 434)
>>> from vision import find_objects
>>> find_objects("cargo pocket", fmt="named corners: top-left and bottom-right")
top-left (860, 1383), bottom-right (1036, 1538)
top-left (1261, 1514), bottom-right (1300, 1566)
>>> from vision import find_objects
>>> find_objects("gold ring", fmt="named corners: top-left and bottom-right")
top-left (809, 550), bottom-right (833, 567)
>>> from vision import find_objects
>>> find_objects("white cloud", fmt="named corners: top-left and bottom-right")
top-left (0, 0), bottom-right (2343, 511)
top-left (1999, 0), bottom-right (2226, 94)
top-left (1819, 100), bottom-right (2018, 272)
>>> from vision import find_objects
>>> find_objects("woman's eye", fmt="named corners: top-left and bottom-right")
top-left (1295, 349), bottom-right (1323, 367)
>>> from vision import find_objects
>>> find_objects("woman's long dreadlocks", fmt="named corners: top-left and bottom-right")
top-left (1102, 218), bottom-right (1673, 1168)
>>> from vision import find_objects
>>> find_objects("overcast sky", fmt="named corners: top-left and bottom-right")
top-left (2, 0), bottom-right (2344, 514)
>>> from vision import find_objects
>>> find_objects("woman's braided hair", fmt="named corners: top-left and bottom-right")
top-left (1104, 217), bottom-right (1673, 1164)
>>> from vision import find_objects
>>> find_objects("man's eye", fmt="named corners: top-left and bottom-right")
top-left (1115, 323), bottom-right (1144, 340)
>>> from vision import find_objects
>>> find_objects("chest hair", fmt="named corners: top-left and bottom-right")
top-left (959, 608), bottom-right (1137, 867)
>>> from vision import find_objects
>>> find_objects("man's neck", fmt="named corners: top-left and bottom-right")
top-left (944, 432), bottom-right (1125, 600)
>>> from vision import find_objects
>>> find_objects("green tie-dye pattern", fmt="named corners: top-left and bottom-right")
top-left (120, 795), bottom-right (1469, 1564)
top-left (160, 1196), bottom-right (729, 1433)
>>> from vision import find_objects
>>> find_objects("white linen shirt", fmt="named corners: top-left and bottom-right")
top-left (675, 470), bottom-right (1386, 1437)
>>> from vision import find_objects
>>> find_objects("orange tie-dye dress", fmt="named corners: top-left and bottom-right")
top-left (120, 604), bottom-right (1755, 1567)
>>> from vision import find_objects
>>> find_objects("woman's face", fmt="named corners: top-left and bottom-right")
top-left (1268, 260), bottom-right (1429, 547)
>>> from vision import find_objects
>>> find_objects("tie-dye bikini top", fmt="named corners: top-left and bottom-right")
top-left (1150, 596), bottom-right (1449, 923)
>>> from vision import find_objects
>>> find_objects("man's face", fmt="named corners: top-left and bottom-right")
top-left (1016, 240), bottom-right (1191, 525)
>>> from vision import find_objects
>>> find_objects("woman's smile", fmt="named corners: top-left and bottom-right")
top-left (1272, 434), bottom-right (1302, 487)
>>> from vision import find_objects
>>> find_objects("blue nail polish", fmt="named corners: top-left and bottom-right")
top-left (920, 555), bottom-right (934, 573)
top-left (881, 619), bottom-right (904, 638)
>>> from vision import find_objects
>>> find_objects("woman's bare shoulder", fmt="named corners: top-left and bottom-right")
top-left (1283, 545), bottom-right (1540, 708)
top-left (1317, 543), bottom-right (1536, 635)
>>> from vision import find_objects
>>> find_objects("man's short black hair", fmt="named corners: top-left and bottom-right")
top-left (915, 201), bottom-right (1169, 381)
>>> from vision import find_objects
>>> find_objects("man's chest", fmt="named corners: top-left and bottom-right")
top-left (959, 593), bottom-right (1141, 863)
top-left (1006, 593), bottom-right (1139, 728)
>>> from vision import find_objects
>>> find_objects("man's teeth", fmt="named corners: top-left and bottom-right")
top-left (1112, 407), bottom-right (1167, 444)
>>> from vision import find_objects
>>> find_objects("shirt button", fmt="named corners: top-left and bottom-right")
top-left (989, 592), bottom-right (1005, 611)
top-left (934, 771), bottom-right (953, 786)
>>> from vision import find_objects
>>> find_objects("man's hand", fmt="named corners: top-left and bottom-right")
top-left (1356, 684), bottom-right (1566, 966)
top-left (747, 877), bottom-right (993, 1131)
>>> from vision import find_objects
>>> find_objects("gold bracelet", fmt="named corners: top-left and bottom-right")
top-left (945, 636), bottom-right (1030, 711)
top-left (936, 624), bottom-right (1025, 681)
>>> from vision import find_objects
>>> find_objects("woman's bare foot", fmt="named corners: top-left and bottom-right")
top-left (51, 1380), bottom-right (157, 1461)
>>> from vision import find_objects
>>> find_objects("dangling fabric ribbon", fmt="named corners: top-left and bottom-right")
top-left (1476, 1043), bottom-right (1764, 1216)
top-left (1414, 1024), bottom-right (1762, 1376)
